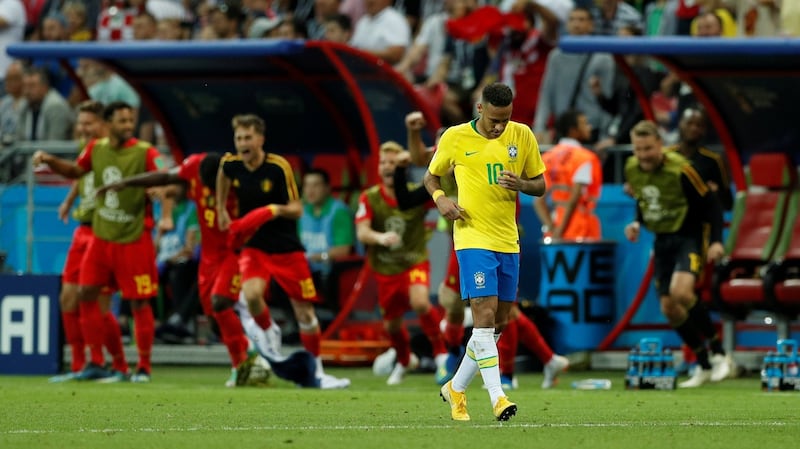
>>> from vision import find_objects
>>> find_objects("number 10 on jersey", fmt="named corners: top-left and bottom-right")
top-left (487, 163), bottom-right (504, 185)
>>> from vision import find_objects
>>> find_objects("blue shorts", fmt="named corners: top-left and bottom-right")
top-left (455, 249), bottom-right (519, 302)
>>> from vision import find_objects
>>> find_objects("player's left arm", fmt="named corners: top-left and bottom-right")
top-left (274, 199), bottom-right (302, 220)
top-left (215, 157), bottom-right (234, 231)
top-left (701, 148), bottom-right (734, 211)
top-left (500, 128), bottom-right (547, 196)
top-left (58, 182), bottom-right (79, 224)
top-left (272, 158), bottom-right (302, 220)
top-left (682, 166), bottom-right (724, 262)
top-left (498, 171), bottom-right (546, 196)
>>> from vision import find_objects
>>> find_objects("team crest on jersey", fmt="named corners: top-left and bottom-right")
top-left (474, 271), bottom-right (486, 288)
top-left (262, 179), bottom-right (272, 192)
top-left (507, 144), bottom-right (518, 161)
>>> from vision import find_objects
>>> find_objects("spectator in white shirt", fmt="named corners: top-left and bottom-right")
top-left (0, 0), bottom-right (26, 95)
top-left (349, 0), bottom-right (410, 65)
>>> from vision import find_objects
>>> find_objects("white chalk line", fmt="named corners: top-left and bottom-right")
top-left (3, 421), bottom-right (795, 435)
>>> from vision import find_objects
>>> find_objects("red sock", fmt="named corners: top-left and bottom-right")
top-left (299, 328), bottom-right (321, 357)
top-left (682, 344), bottom-right (697, 364)
top-left (444, 322), bottom-right (464, 352)
top-left (497, 317), bottom-right (518, 375)
top-left (214, 308), bottom-right (249, 367)
top-left (132, 305), bottom-right (155, 374)
top-left (389, 326), bottom-right (411, 367)
top-left (78, 300), bottom-right (106, 367)
top-left (103, 312), bottom-right (128, 373)
top-left (61, 309), bottom-right (85, 372)
top-left (517, 312), bottom-right (554, 364)
top-left (252, 307), bottom-right (272, 330)
top-left (418, 307), bottom-right (446, 356)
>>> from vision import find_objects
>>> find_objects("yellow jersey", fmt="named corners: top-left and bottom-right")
top-left (429, 120), bottom-right (545, 253)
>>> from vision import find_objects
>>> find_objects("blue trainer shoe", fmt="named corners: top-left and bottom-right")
top-left (48, 372), bottom-right (79, 383)
top-left (73, 363), bottom-right (112, 381)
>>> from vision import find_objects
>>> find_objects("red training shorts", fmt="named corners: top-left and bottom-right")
top-left (443, 247), bottom-right (460, 293)
top-left (62, 224), bottom-right (93, 284)
top-left (79, 232), bottom-right (158, 300)
top-left (197, 250), bottom-right (241, 316)
top-left (373, 260), bottom-right (430, 321)
top-left (239, 248), bottom-right (319, 303)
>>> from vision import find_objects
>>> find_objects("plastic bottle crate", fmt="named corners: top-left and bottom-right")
top-left (761, 339), bottom-right (800, 392)
top-left (624, 337), bottom-right (677, 390)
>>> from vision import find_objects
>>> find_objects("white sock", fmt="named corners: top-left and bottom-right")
top-left (241, 316), bottom-right (272, 358)
top-left (316, 356), bottom-right (325, 377)
top-left (471, 327), bottom-right (504, 406)
top-left (451, 334), bottom-right (480, 392)
top-left (299, 316), bottom-right (319, 332)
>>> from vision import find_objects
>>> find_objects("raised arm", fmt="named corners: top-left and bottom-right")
top-left (405, 111), bottom-right (434, 166)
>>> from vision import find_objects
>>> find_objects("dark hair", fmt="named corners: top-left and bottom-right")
top-left (288, 17), bottom-right (308, 38)
top-left (231, 114), bottom-right (266, 135)
top-left (481, 83), bottom-right (513, 108)
top-left (555, 109), bottom-right (583, 140)
top-left (681, 104), bottom-right (709, 125)
top-left (325, 13), bottom-right (352, 32)
top-left (521, 2), bottom-right (538, 29)
top-left (305, 168), bottom-right (330, 185)
top-left (199, 152), bottom-right (222, 188)
top-left (570, 6), bottom-right (593, 19)
top-left (77, 99), bottom-right (104, 116)
top-left (23, 66), bottom-right (51, 86)
top-left (103, 101), bottom-right (133, 121)
top-left (619, 24), bottom-right (643, 36)
top-left (213, 0), bottom-right (244, 21)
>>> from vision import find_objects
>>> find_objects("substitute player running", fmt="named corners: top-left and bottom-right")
top-left (425, 83), bottom-right (546, 421)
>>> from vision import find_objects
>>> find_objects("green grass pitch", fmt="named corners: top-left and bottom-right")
top-left (1, 366), bottom-right (798, 449)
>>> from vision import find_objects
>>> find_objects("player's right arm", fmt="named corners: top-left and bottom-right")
top-left (32, 150), bottom-right (87, 179)
top-left (215, 158), bottom-right (233, 231)
top-left (96, 169), bottom-right (182, 195)
top-left (424, 130), bottom-right (463, 221)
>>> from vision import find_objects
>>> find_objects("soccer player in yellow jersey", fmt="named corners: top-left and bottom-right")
top-left (425, 83), bottom-right (546, 421)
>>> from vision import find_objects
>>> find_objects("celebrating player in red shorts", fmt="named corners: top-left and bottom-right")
top-left (51, 100), bottom-right (129, 382)
top-left (34, 101), bottom-right (164, 382)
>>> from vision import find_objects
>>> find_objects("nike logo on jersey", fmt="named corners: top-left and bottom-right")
top-left (465, 151), bottom-right (479, 156)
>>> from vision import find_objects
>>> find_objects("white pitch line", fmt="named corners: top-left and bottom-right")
top-left (3, 421), bottom-right (795, 435)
